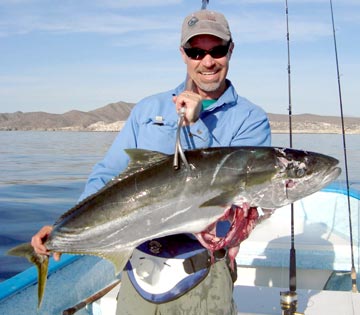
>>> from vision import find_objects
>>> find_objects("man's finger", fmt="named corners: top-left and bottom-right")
top-left (53, 252), bottom-right (62, 261)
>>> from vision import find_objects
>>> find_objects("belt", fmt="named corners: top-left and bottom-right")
top-left (183, 249), bottom-right (227, 274)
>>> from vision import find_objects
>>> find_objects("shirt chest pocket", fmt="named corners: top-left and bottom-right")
top-left (137, 117), bottom-right (178, 154)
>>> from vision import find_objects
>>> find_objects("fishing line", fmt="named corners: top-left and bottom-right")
top-left (329, 0), bottom-right (358, 293)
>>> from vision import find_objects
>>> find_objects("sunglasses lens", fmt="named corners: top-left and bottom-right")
top-left (184, 43), bottom-right (230, 60)
top-left (184, 48), bottom-right (206, 60)
top-left (210, 46), bottom-right (229, 58)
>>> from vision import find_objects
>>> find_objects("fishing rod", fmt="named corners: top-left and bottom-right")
top-left (201, 0), bottom-right (209, 10)
top-left (280, 2), bottom-right (303, 314)
top-left (329, 0), bottom-right (358, 293)
top-left (285, 0), bottom-right (296, 293)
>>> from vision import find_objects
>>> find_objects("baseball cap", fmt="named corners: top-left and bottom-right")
top-left (180, 10), bottom-right (232, 46)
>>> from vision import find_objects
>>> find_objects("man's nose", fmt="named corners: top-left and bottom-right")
top-left (201, 53), bottom-right (216, 67)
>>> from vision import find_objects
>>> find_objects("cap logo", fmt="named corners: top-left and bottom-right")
top-left (188, 16), bottom-right (199, 27)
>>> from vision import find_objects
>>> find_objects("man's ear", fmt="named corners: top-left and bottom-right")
top-left (228, 42), bottom-right (234, 60)
top-left (180, 46), bottom-right (188, 64)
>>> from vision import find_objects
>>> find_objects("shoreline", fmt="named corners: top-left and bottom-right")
top-left (1, 103), bottom-right (359, 134)
top-left (1, 118), bottom-right (360, 134)
top-left (1, 129), bottom-right (359, 134)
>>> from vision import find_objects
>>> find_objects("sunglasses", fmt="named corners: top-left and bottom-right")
top-left (183, 41), bottom-right (231, 60)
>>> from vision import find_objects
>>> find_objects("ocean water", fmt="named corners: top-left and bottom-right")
top-left (0, 131), bottom-right (359, 281)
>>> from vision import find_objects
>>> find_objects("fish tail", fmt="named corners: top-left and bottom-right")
top-left (7, 243), bottom-right (49, 308)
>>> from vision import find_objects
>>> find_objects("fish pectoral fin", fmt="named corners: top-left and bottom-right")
top-left (100, 249), bottom-right (133, 275)
top-left (200, 191), bottom-right (237, 208)
top-left (7, 243), bottom-right (49, 308)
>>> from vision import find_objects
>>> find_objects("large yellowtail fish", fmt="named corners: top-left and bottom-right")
top-left (8, 146), bottom-right (341, 307)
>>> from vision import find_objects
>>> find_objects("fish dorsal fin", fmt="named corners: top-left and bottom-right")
top-left (125, 149), bottom-right (169, 168)
top-left (119, 149), bottom-right (170, 179)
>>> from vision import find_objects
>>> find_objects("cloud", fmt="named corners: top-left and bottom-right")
top-left (225, 10), bottom-right (332, 44)
top-left (0, 0), bottom-right (356, 44)
top-left (0, 11), bottom-right (172, 37)
top-left (0, 0), bottom-right (358, 116)
top-left (0, 3), bottom-right (333, 45)
top-left (94, 0), bottom-right (181, 9)
top-left (0, 1), bottom-right (177, 36)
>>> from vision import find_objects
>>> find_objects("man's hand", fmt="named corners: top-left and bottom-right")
top-left (173, 92), bottom-right (202, 125)
top-left (173, 76), bottom-right (202, 125)
top-left (31, 225), bottom-right (61, 261)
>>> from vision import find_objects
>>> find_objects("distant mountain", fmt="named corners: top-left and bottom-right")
top-left (0, 102), bottom-right (359, 134)
top-left (0, 101), bottom-right (134, 131)
top-left (267, 113), bottom-right (360, 134)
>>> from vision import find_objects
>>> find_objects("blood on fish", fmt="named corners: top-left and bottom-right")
top-left (286, 179), bottom-right (296, 188)
top-left (195, 205), bottom-right (259, 270)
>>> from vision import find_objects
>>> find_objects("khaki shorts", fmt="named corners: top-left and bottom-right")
top-left (116, 259), bottom-right (237, 315)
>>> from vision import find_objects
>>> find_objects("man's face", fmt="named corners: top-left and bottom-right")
top-left (181, 34), bottom-right (233, 98)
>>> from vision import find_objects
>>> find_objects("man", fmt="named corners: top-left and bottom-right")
top-left (32, 9), bottom-right (271, 315)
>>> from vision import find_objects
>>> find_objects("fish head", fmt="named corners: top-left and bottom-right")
top-left (196, 146), bottom-right (339, 211)
top-left (204, 146), bottom-right (341, 209)
top-left (186, 147), bottom-right (341, 211)
top-left (268, 147), bottom-right (341, 207)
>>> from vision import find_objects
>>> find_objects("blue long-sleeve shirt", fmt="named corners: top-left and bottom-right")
top-left (78, 80), bottom-right (271, 300)
top-left (80, 80), bottom-right (271, 201)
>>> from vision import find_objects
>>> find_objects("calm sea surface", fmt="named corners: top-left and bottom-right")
top-left (0, 131), bottom-right (359, 281)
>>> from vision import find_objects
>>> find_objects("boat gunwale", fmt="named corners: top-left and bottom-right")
top-left (0, 254), bottom-right (79, 302)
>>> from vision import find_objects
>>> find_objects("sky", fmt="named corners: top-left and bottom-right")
top-left (0, 0), bottom-right (359, 117)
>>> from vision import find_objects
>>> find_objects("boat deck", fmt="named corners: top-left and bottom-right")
top-left (94, 280), bottom-right (360, 315)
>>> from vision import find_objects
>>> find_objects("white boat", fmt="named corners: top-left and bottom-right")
top-left (0, 181), bottom-right (359, 315)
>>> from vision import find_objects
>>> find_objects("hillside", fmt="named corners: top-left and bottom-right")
top-left (1, 102), bottom-right (359, 134)
top-left (0, 102), bottom-right (134, 131)
top-left (267, 113), bottom-right (360, 134)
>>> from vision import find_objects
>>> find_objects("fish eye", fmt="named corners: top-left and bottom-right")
top-left (295, 168), bottom-right (306, 178)
top-left (287, 165), bottom-right (306, 178)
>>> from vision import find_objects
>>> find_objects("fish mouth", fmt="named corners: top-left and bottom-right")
top-left (324, 165), bottom-right (341, 183)
top-left (319, 154), bottom-right (341, 182)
